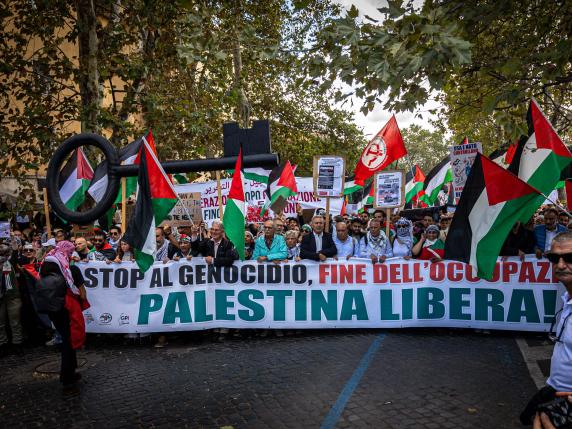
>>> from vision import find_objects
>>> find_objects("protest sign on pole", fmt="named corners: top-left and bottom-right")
top-left (450, 142), bottom-right (482, 204)
top-left (373, 170), bottom-right (405, 237)
top-left (313, 156), bottom-right (345, 232)
top-left (216, 171), bottom-right (224, 219)
top-left (165, 192), bottom-right (202, 227)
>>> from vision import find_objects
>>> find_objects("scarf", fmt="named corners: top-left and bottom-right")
top-left (287, 244), bottom-right (300, 260)
top-left (155, 239), bottom-right (170, 261)
top-left (366, 231), bottom-right (388, 256)
top-left (423, 225), bottom-right (441, 248)
top-left (46, 241), bottom-right (79, 295)
top-left (395, 219), bottom-right (414, 250)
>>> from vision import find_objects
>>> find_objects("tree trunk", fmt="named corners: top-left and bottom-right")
top-left (76, 0), bottom-right (100, 133)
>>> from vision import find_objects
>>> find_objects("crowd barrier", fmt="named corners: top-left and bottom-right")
top-left (77, 257), bottom-right (565, 333)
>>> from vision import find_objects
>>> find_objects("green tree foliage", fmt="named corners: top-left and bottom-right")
top-left (308, 0), bottom-right (572, 150)
top-left (401, 124), bottom-right (451, 173)
top-left (1, 0), bottom-right (364, 206)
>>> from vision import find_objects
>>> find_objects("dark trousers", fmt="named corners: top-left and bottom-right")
top-left (48, 308), bottom-right (77, 385)
top-left (520, 385), bottom-right (557, 425)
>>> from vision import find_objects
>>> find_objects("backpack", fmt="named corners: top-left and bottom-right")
top-left (33, 273), bottom-right (67, 313)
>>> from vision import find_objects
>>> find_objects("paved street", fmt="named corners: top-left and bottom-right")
top-left (0, 329), bottom-right (549, 428)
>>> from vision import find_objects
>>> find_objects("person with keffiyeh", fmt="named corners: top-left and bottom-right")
top-left (357, 219), bottom-right (393, 263)
top-left (412, 224), bottom-right (445, 261)
top-left (39, 240), bottom-right (89, 393)
top-left (0, 244), bottom-right (23, 354)
top-left (392, 218), bottom-right (414, 259)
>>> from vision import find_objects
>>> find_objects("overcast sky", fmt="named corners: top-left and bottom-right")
top-left (335, 0), bottom-right (442, 139)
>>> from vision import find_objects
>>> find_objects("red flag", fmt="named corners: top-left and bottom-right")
top-left (354, 115), bottom-right (407, 185)
top-left (566, 179), bottom-right (572, 211)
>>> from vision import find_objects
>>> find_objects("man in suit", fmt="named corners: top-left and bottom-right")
top-left (534, 208), bottom-right (567, 259)
top-left (191, 220), bottom-right (238, 267)
top-left (299, 215), bottom-right (337, 261)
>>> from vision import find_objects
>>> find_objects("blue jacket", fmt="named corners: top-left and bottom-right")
top-left (533, 224), bottom-right (566, 252)
top-left (252, 234), bottom-right (288, 261)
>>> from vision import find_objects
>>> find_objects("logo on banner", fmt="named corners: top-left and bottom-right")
top-left (98, 313), bottom-right (112, 324)
top-left (119, 313), bottom-right (130, 325)
top-left (362, 136), bottom-right (388, 170)
top-left (84, 311), bottom-right (94, 325)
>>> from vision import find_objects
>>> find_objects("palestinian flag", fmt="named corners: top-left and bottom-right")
top-left (357, 181), bottom-right (374, 210)
top-left (59, 148), bottom-right (94, 211)
top-left (223, 148), bottom-right (246, 260)
top-left (260, 161), bottom-right (298, 216)
top-left (88, 134), bottom-right (145, 203)
top-left (490, 141), bottom-right (519, 169)
top-left (420, 156), bottom-right (452, 205)
top-left (445, 154), bottom-right (540, 279)
top-left (343, 175), bottom-right (363, 195)
top-left (124, 136), bottom-right (178, 272)
top-left (405, 165), bottom-right (425, 203)
top-left (507, 99), bottom-right (572, 222)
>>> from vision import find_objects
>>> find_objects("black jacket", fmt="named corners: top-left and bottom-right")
top-left (191, 238), bottom-right (238, 267)
top-left (299, 231), bottom-right (337, 261)
top-left (499, 227), bottom-right (535, 256)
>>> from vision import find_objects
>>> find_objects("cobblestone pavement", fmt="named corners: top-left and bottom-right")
top-left (0, 329), bottom-right (542, 428)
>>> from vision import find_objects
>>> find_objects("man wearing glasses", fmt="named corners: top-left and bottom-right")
top-left (108, 226), bottom-right (122, 251)
top-left (521, 231), bottom-right (572, 426)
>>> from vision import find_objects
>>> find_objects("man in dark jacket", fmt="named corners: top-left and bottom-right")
top-left (300, 215), bottom-right (337, 261)
top-left (500, 221), bottom-right (535, 260)
top-left (191, 220), bottom-right (238, 267)
top-left (89, 231), bottom-right (116, 261)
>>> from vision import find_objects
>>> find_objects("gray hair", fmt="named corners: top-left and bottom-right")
top-left (211, 220), bottom-right (224, 231)
top-left (311, 215), bottom-right (325, 223)
top-left (552, 231), bottom-right (572, 245)
top-left (285, 230), bottom-right (299, 239)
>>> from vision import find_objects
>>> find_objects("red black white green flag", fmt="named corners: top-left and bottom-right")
top-left (445, 154), bottom-right (540, 279)
top-left (260, 160), bottom-right (298, 216)
top-left (405, 165), bottom-right (425, 204)
top-left (507, 99), bottom-right (572, 222)
top-left (353, 115), bottom-right (407, 186)
top-left (124, 136), bottom-right (178, 272)
top-left (58, 148), bottom-right (94, 211)
top-left (223, 148), bottom-right (246, 260)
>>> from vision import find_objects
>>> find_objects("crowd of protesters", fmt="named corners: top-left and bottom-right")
top-left (0, 203), bottom-right (569, 388)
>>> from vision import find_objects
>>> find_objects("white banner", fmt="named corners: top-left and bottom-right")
top-left (174, 177), bottom-right (344, 226)
top-left (79, 258), bottom-right (564, 333)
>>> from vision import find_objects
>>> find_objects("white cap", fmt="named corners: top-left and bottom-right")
top-left (42, 238), bottom-right (56, 247)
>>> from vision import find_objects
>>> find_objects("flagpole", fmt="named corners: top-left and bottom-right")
top-left (539, 192), bottom-right (572, 218)
top-left (43, 188), bottom-right (52, 239)
top-left (216, 170), bottom-right (224, 219)
top-left (121, 177), bottom-right (127, 232)
top-left (325, 197), bottom-right (330, 233)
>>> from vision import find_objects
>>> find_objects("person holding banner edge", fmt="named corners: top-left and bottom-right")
top-left (521, 231), bottom-right (572, 427)
top-left (299, 215), bottom-right (337, 261)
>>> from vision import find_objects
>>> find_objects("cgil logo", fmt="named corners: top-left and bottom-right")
top-left (99, 313), bottom-right (112, 324)
top-left (119, 313), bottom-right (130, 325)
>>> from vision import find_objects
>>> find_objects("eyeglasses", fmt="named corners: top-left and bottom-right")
top-left (546, 252), bottom-right (572, 264)
top-left (110, 232), bottom-right (120, 236)
top-left (548, 309), bottom-right (571, 343)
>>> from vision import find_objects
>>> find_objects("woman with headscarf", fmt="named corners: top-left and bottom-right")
top-left (392, 218), bottom-right (414, 259)
top-left (412, 225), bottom-right (445, 261)
top-left (39, 240), bottom-right (89, 393)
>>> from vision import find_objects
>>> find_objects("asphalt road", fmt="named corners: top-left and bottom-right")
top-left (0, 329), bottom-right (550, 428)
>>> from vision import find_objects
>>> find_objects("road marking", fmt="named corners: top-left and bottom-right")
top-left (320, 333), bottom-right (386, 429)
top-left (515, 337), bottom-right (553, 389)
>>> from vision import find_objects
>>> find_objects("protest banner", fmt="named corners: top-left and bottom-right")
top-left (175, 178), bottom-right (344, 226)
top-left (79, 257), bottom-right (563, 333)
top-left (450, 142), bottom-right (483, 204)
